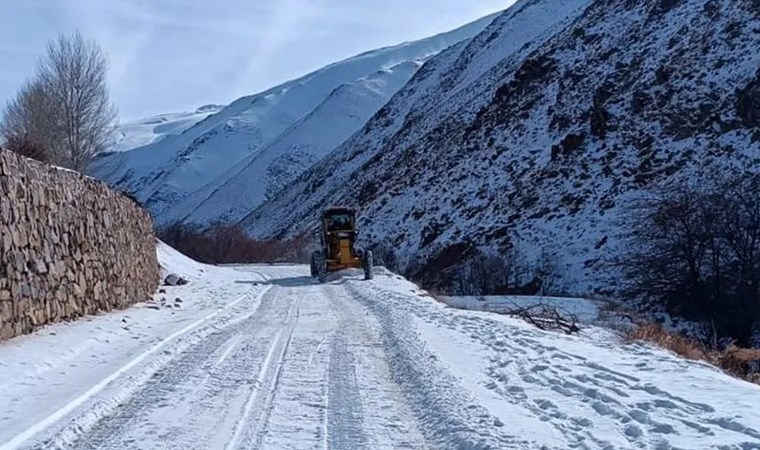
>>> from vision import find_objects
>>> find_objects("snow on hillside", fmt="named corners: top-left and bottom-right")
top-left (107, 106), bottom-right (224, 154)
top-left (89, 14), bottom-right (497, 225)
top-left (241, 0), bottom-right (760, 294)
top-left (162, 61), bottom-right (423, 226)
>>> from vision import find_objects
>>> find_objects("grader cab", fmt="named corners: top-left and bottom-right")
top-left (310, 207), bottom-right (373, 282)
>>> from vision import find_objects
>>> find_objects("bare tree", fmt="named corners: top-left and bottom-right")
top-left (448, 245), bottom-right (546, 296)
top-left (622, 174), bottom-right (760, 346)
top-left (1, 31), bottom-right (117, 171)
top-left (0, 80), bottom-right (55, 162)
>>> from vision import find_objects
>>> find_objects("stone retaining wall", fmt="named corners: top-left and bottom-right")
top-left (0, 150), bottom-right (159, 341)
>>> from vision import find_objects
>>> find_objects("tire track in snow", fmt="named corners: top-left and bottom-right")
top-left (63, 286), bottom-right (283, 450)
top-left (226, 296), bottom-right (299, 450)
top-left (4, 285), bottom-right (271, 450)
top-left (71, 287), bottom-right (299, 450)
top-left (77, 321), bottom-right (258, 449)
top-left (325, 284), bottom-right (429, 449)
top-left (326, 332), bottom-right (369, 450)
top-left (253, 282), bottom-right (342, 450)
top-left (346, 278), bottom-right (534, 449)
top-left (250, 276), bottom-right (427, 450)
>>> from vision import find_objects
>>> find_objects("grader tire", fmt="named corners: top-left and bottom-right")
top-left (363, 250), bottom-right (374, 280)
top-left (310, 251), bottom-right (318, 278)
top-left (314, 251), bottom-right (327, 283)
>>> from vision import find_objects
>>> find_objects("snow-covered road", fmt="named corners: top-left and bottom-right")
top-left (2, 258), bottom-right (760, 449)
top-left (64, 266), bottom-right (428, 450)
top-left (0, 265), bottom-right (431, 450)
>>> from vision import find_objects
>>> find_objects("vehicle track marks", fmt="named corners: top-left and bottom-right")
top-left (6, 286), bottom-right (271, 450)
top-left (226, 296), bottom-right (300, 450)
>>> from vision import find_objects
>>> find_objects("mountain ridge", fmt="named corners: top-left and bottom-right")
top-left (89, 14), bottom-right (498, 225)
top-left (240, 0), bottom-right (760, 294)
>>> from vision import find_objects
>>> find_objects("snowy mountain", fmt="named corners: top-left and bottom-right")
top-left (163, 61), bottom-right (422, 225)
top-left (241, 0), bottom-right (760, 294)
top-left (107, 105), bottom-right (224, 153)
top-left (89, 14), bottom-right (497, 225)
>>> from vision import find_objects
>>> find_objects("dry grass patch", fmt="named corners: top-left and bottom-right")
top-left (719, 347), bottom-right (760, 383)
top-left (626, 324), bottom-right (714, 361)
top-left (625, 324), bottom-right (760, 385)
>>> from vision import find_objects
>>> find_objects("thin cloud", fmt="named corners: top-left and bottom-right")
top-left (1, 0), bottom-right (509, 120)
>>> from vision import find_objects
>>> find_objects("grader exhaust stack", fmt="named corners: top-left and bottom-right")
top-left (310, 207), bottom-right (373, 282)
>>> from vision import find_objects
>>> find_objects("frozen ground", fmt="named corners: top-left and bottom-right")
top-left (1, 253), bottom-right (759, 449)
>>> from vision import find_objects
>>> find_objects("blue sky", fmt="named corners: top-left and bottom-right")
top-left (0, 0), bottom-right (508, 120)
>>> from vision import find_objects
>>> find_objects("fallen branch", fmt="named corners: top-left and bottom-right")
top-left (505, 301), bottom-right (580, 334)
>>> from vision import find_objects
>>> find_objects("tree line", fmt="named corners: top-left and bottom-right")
top-left (158, 222), bottom-right (313, 265)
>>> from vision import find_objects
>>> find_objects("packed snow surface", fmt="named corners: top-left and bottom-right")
top-left (1, 257), bottom-right (758, 449)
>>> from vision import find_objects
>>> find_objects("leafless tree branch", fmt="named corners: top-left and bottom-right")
top-left (505, 301), bottom-right (581, 334)
top-left (1, 30), bottom-right (117, 171)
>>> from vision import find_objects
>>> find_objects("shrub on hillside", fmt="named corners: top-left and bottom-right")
top-left (1, 136), bottom-right (49, 163)
top-left (622, 174), bottom-right (760, 347)
top-left (407, 242), bottom-right (566, 296)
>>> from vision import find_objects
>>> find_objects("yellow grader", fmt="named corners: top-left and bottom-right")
top-left (310, 207), bottom-right (373, 282)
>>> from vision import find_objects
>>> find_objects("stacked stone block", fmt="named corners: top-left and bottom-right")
top-left (0, 150), bottom-right (159, 341)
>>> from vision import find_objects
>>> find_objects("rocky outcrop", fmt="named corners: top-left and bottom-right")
top-left (0, 150), bottom-right (159, 341)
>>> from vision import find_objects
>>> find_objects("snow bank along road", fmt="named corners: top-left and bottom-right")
top-left (1, 264), bottom-right (760, 449)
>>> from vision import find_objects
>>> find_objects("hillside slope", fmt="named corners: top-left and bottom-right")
top-left (241, 0), bottom-right (760, 294)
top-left (162, 61), bottom-right (422, 226)
top-left (89, 15), bottom-right (496, 224)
